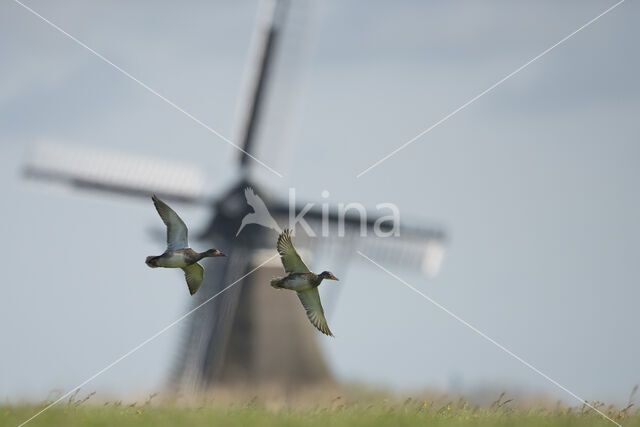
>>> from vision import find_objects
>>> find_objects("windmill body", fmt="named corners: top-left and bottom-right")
top-left (170, 181), bottom-right (334, 393)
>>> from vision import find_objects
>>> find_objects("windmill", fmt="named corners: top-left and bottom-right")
top-left (23, 0), bottom-right (446, 395)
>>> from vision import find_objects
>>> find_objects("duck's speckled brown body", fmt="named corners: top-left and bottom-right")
top-left (146, 248), bottom-right (222, 269)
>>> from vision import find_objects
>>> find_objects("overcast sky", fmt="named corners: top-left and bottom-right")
top-left (1, 0), bottom-right (638, 404)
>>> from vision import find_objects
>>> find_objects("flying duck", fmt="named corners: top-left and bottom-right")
top-left (145, 195), bottom-right (226, 295)
top-left (271, 229), bottom-right (338, 336)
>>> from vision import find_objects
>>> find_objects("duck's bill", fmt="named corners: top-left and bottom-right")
top-left (329, 275), bottom-right (339, 281)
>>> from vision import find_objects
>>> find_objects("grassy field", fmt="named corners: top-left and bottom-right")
top-left (3, 400), bottom-right (637, 427)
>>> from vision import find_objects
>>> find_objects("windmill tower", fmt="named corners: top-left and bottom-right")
top-left (23, 0), bottom-right (446, 396)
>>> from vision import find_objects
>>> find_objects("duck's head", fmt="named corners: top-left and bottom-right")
top-left (204, 248), bottom-right (226, 257)
top-left (319, 271), bottom-right (339, 281)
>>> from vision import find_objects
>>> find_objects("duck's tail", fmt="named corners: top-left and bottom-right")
top-left (270, 277), bottom-right (284, 288)
top-left (146, 256), bottom-right (160, 268)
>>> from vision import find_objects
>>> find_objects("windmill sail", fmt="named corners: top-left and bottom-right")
top-left (24, 141), bottom-right (205, 203)
top-left (269, 204), bottom-right (446, 277)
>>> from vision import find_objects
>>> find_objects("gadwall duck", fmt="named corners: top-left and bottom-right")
top-left (271, 229), bottom-right (338, 336)
top-left (146, 195), bottom-right (226, 295)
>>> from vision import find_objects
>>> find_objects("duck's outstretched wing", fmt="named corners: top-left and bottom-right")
top-left (297, 288), bottom-right (333, 336)
top-left (152, 195), bottom-right (188, 250)
top-left (277, 229), bottom-right (310, 273)
top-left (182, 263), bottom-right (204, 295)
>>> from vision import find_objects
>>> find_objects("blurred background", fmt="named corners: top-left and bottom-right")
top-left (1, 0), bottom-right (638, 405)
